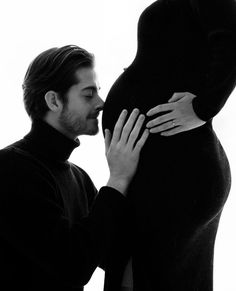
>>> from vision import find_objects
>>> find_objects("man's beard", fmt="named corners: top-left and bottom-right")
top-left (58, 107), bottom-right (98, 138)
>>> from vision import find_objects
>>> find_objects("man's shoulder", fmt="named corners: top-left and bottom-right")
top-left (0, 139), bottom-right (34, 165)
top-left (0, 141), bottom-right (58, 195)
top-left (0, 140), bottom-right (51, 177)
top-left (0, 141), bottom-right (22, 163)
top-left (0, 141), bottom-right (38, 187)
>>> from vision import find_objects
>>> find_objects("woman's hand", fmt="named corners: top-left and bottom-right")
top-left (105, 108), bottom-right (149, 195)
top-left (146, 92), bottom-right (206, 136)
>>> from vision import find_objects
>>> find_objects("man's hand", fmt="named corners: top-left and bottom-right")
top-left (105, 108), bottom-right (149, 196)
top-left (146, 92), bottom-right (206, 136)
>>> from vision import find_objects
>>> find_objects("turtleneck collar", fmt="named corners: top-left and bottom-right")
top-left (23, 119), bottom-right (80, 162)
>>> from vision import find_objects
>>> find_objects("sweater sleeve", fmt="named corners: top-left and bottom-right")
top-left (0, 149), bottom-right (128, 288)
top-left (190, 0), bottom-right (236, 121)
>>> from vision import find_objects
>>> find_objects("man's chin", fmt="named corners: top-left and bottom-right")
top-left (87, 120), bottom-right (99, 135)
top-left (86, 126), bottom-right (99, 136)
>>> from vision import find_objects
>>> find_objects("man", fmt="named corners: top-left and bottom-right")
top-left (0, 45), bottom-right (149, 291)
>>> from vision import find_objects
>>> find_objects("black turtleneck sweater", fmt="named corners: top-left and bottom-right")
top-left (0, 119), bottom-right (128, 291)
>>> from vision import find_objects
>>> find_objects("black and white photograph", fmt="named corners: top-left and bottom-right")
top-left (0, 1), bottom-right (235, 290)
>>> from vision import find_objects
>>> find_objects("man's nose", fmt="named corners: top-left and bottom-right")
top-left (96, 95), bottom-right (104, 111)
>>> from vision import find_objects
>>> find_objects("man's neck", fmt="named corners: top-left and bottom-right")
top-left (43, 115), bottom-right (76, 141)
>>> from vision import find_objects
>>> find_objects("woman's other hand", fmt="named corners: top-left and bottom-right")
top-left (146, 92), bottom-right (206, 136)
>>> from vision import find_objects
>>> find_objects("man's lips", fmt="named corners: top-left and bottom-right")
top-left (89, 112), bottom-right (100, 119)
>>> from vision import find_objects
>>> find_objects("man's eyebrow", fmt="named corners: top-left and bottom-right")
top-left (82, 86), bottom-right (101, 91)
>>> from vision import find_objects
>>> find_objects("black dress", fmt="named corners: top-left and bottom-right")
top-left (102, 0), bottom-right (236, 290)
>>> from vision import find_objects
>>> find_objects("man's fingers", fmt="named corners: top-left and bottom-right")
top-left (121, 108), bottom-right (140, 143)
top-left (134, 129), bottom-right (149, 154)
top-left (146, 103), bottom-right (174, 117)
top-left (111, 109), bottom-right (128, 144)
top-left (127, 114), bottom-right (146, 148)
top-left (104, 129), bottom-right (112, 154)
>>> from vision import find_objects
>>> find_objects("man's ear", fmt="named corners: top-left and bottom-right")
top-left (44, 91), bottom-right (62, 112)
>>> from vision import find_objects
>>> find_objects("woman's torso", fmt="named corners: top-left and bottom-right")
top-left (102, 1), bottom-right (231, 290)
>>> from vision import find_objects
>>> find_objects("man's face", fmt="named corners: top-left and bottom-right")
top-left (58, 67), bottom-right (104, 139)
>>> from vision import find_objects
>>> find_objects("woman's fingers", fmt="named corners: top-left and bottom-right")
top-left (168, 92), bottom-right (187, 103)
top-left (160, 125), bottom-right (184, 136)
top-left (146, 92), bottom-right (196, 117)
top-left (168, 92), bottom-right (197, 103)
top-left (146, 103), bottom-right (174, 117)
top-left (149, 120), bottom-right (178, 133)
top-left (146, 112), bottom-right (174, 129)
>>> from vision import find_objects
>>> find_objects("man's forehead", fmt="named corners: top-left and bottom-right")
top-left (75, 67), bottom-right (96, 79)
top-left (75, 67), bottom-right (99, 89)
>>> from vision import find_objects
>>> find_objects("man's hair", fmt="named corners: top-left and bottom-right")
top-left (22, 45), bottom-right (94, 120)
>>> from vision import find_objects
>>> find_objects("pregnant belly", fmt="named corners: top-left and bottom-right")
top-left (102, 63), bottom-right (204, 135)
top-left (102, 67), bottom-right (231, 228)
